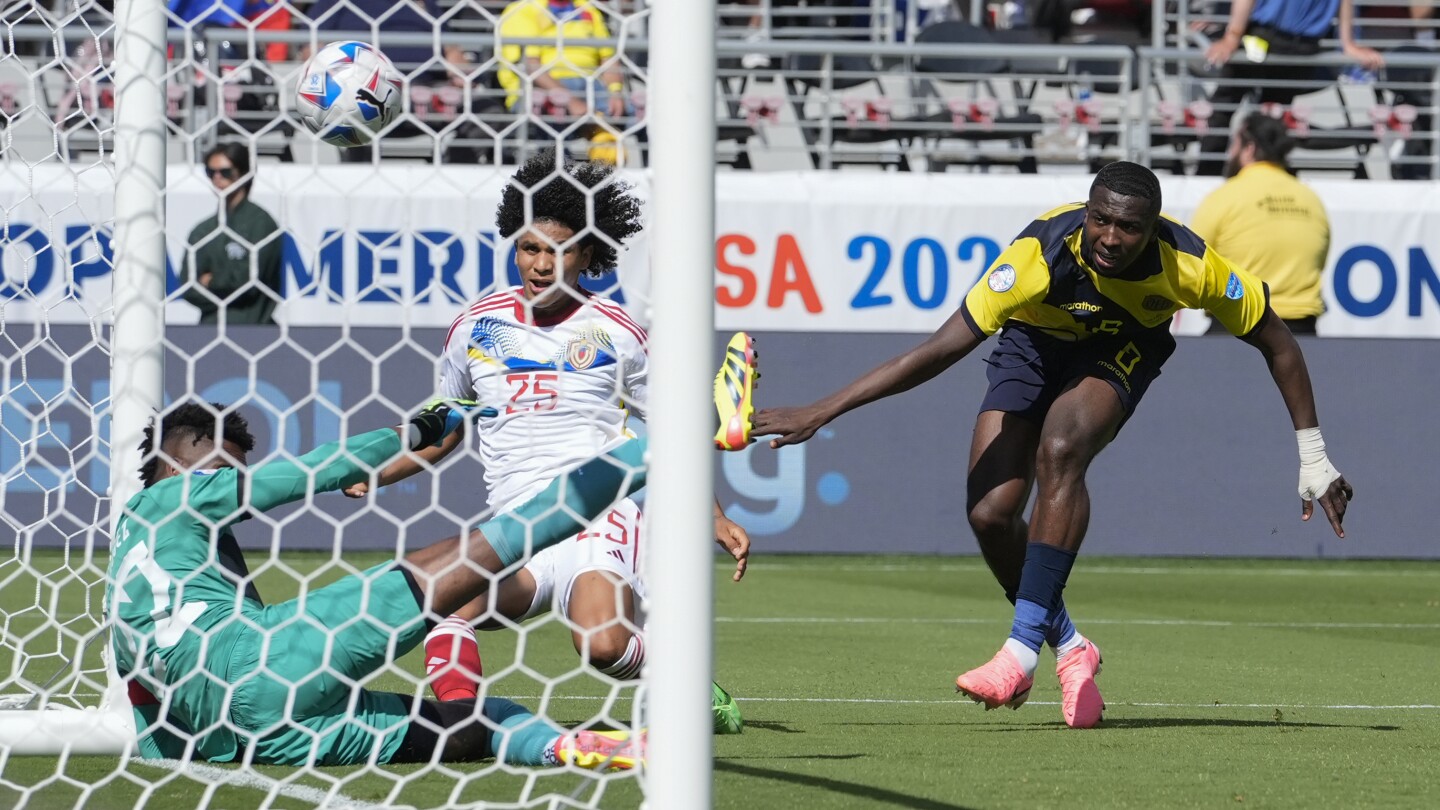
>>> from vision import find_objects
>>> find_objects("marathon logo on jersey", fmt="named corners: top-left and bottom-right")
top-left (1142, 295), bottom-right (1173, 311)
top-left (987, 264), bottom-right (1017, 293)
top-left (1225, 272), bottom-right (1244, 300)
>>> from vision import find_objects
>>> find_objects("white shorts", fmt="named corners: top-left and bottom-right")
top-left (519, 497), bottom-right (647, 622)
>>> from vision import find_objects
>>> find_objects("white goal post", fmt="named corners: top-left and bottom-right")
top-left (0, 0), bottom-right (717, 806)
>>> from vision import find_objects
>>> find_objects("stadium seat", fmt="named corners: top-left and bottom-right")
top-left (716, 55), bottom-right (762, 170)
top-left (783, 51), bottom-right (913, 171)
top-left (905, 21), bottom-right (1043, 173)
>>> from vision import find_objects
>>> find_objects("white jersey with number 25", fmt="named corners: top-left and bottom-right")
top-left (439, 287), bottom-right (649, 512)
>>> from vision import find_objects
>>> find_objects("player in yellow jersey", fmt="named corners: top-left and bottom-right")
top-left (752, 162), bottom-right (1354, 729)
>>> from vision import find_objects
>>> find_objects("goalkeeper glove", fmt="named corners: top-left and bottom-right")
top-left (406, 399), bottom-right (496, 450)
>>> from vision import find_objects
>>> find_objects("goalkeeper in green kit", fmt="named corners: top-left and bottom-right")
top-left (106, 399), bottom-right (647, 768)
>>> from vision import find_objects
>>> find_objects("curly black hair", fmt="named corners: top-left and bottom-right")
top-left (495, 149), bottom-right (645, 277)
top-left (1092, 161), bottom-right (1162, 218)
top-left (138, 401), bottom-right (255, 488)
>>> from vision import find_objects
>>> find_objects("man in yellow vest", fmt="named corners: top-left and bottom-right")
top-left (1192, 112), bottom-right (1330, 334)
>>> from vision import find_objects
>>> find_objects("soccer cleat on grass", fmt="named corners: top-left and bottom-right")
top-left (712, 681), bottom-right (744, 735)
top-left (1056, 639), bottom-right (1104, 729)
top-left (714, 332), bottom-right (759, 451)
top-left (554, 729), bottom-right (646, 771)
top-left (955, 647), bottom-right (1034, 710)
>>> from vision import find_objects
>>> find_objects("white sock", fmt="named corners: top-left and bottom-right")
top-left (1003, 637), bottom-right (1040, 678)
top-left (597, 634), bottom-right (646, 680)
top-left (1055, 632), bottom-right (1086, 658)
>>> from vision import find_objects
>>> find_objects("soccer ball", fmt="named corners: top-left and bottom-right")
top-left (295, 41), bottom-right (402, 147)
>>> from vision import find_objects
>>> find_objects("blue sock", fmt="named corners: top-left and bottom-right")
top-left (1009, 542), bottom-right (1078, 654)
top-left (1010, 598), bottom-right (1050, 654)
top-left (1046, 598), bottom-right (1078, 650)
top-left (479, 439), bottom-right (647, 566)
top-left (482, 698), bottom-right (562, 766)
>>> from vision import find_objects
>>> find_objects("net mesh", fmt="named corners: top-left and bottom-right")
top-left (0, 1), bottom-right (661, 806)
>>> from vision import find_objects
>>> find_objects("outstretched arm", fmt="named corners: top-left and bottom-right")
top-left (343, 429), bottom-right (464, 497)
top-left (752, 307), bottom-right (984, 448)
top-left (1241, 310), bottom-right (1354, 537)
top-left (714, 498), bottom-right (750, 582)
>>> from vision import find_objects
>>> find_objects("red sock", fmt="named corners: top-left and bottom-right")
top-left (424, 616), bottom-right (483, 702)
top-left (127, 680), bottom-right (158, 707)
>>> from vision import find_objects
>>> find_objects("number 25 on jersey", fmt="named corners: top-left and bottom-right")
top-left (505, 372), bottom-right (560, 414)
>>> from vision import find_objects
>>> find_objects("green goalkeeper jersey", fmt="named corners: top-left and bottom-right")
top-left (105, 428), bottom-right (402, 761)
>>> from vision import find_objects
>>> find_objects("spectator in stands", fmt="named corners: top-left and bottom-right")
top-left (182, 143), bottom-right (283, 326)
top-left (243, 1), bottom-right (293, 62)
top-left (497, 0), bottom-right (630, 122)
top-left (306, 0), bottom-right (480, 163)
top-left (1191, 113), bottom-right (1329, 334)
top-left (167, 0), bottom-right (244, 28)
top-left (1196, 0), bottom-right (1384, 175)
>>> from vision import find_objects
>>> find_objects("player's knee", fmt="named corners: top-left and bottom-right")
top-left (1035, 432), bottom-right (1091, 477)
top-left (580, 626), bottom-right (636, 671)
top-left (968, 503), bottom-right (1011, 541)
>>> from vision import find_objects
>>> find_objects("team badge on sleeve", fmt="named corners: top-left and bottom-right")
top-left (1225, 272), bottom-right (1245, 300)
top-left (988, 264), bottom-right (1017, 293)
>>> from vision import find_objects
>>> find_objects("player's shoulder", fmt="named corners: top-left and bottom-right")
top-left (1017, 203), bottom-right (1086, 246)
top-left (587, 297), bottom-right (648, 347)
top-left (444, 288), bottom-right (523, 350)
top-left (1155, 214), bottom-right (1207, 260)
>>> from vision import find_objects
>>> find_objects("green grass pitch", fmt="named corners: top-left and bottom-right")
top-left (2, 552), bottom-right (1438, 809)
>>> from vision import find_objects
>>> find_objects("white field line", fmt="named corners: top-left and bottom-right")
top-left (519, 694), bottom-right (1439, 711)
top-left (135, 758), bottom-right (394, 810)
top-left (740, 562), bottom-right (1440, 577)
top-left (714, 617), bottom-right (1440, 629)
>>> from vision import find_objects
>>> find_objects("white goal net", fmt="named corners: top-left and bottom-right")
top-left (0, 0), bottom-right (713, 806)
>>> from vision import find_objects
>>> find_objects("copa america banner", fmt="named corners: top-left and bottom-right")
top-left (2, 165), bottom-right (1438, 336)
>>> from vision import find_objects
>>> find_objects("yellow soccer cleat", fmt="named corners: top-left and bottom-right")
top-left (714, 332), bottom-right (759, 451)
top-left (553, 729), bottom-right (647, 771)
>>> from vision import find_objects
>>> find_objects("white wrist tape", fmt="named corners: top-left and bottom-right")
top-left (1296, 427), bottom-right (1340, 500)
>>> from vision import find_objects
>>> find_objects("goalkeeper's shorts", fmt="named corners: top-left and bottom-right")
top-left (222, 563), bottom-right (429, 766)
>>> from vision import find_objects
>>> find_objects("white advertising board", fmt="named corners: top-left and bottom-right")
top-left (2, 166), bottom-right (1437, 336)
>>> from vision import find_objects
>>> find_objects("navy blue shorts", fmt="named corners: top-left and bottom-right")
top-left (979, 324), bottom-right (1176, 429)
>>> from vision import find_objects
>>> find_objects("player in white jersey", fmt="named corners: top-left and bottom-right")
top-left (350, 151), bottom-right (749, 732)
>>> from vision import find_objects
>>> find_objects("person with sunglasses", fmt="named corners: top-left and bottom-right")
top-left (181, 142), bottom-right (284, 326)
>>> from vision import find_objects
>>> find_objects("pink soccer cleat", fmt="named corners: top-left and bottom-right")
top-left (955, 647), bottom-right (1034, 710)
top-left (1056, 639), bottom-right (1105, 728)
top-left (554, 729), bottom-right (646, 771)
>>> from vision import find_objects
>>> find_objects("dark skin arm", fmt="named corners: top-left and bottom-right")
top-left (1240, 308), bottom-right (1355, 537)
top-left (752, 308), bottom-right (984, 447)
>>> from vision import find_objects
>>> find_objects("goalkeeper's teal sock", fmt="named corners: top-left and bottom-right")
top-left (478, 438), bottom-right (647, 567)
top-left (482, 698), bottom-right (561, 766)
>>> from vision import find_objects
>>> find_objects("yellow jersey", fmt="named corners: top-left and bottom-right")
top-left (498, 0), bottom-right (616, 109)
top-left (1189, 162), bottom-right (1329, 320)
top-left (963, 203), bottom-right (1270, 341)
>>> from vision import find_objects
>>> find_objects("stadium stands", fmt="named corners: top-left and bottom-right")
top-left (0, 0), bottom-right (1435, 177)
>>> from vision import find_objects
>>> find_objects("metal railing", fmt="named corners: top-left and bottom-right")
top-left (3, 20), bottom-right (1438, 176)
